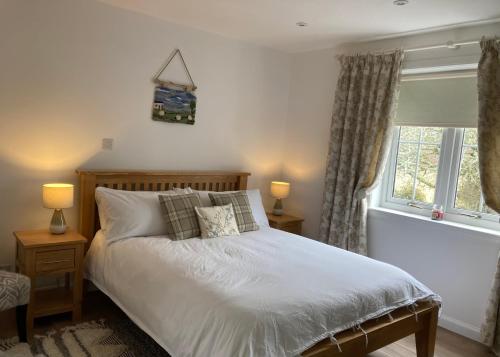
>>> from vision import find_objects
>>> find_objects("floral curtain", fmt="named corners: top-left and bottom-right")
top-left (478, 39), bottom-right (500, 213)
top-left (318, 51), bottom-right (404, 255)
top-left (482, 261), bottom-right (500, 356)
top-left (479, 38), bottom-right (500, 356)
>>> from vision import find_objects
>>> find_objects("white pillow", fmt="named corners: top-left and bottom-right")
top-left (190, 188), bottom-right (270, 228)
top-left (195, 204), bottom-right (240, 238)
top-left (95, 187), bottom-right (191, 242)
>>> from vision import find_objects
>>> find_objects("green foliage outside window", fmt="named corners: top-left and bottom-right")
top-left (393, 127), bottom-right (442, 204)
top-left (392, 126), bottom-right (493, 216)
top-left (455, 128), bottom-right (495, 214)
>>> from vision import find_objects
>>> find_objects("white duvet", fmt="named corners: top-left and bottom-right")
top-left (85, 228), bottom-right (440, 357)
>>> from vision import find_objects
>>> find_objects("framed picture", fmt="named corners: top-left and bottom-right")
top-left (152, 86), bottom-right (197, 125)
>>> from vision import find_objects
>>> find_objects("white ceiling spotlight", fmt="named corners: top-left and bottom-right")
top-left (296, 21), bottom-right (308, 27)
top-left (393, 0), bottom-right (409, 5)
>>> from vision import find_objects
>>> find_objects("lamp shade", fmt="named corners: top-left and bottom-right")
top-left (271, 181), bottom-right (290, 199)
top-left (42, 183), bottom-right (74, 209)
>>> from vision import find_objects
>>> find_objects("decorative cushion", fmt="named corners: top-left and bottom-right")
top-left (209, 191), bottom-right (259, 232)
top-left (0, 271), bottom-right (30, 311)
top-left (195, 204), bottom-right (240, 238)
top-left (191, 189), bottom-right (270, 228)
top-left (158, 193), bottom-right (202, 240)
top-left (95, 187), bottom-right (192, 242)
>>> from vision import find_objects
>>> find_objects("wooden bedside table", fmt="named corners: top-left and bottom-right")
top-left (14, 229), bottom-right (86, 335)
top-left (266, 213), bottom-right (304, 235)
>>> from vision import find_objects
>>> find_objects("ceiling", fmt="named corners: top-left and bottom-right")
top-left (98, 0), bottom-right (500, 52)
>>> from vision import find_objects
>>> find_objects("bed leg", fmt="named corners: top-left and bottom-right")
top-left (83, 279), bottom-right (90, 297)
top-left (16, 304), bottom-right (28, 343)
top-left (415, 305), bottom-right (438, 357)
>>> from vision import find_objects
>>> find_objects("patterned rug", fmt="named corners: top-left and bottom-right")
top-left (0, 319), bottom-right (170, 357)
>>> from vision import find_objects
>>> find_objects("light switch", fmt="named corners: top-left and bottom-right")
top-left (102, 138), bottom-right (114, 150)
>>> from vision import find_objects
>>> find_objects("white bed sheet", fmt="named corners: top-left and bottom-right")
top-left (85, 228), bottom-right (440, 357)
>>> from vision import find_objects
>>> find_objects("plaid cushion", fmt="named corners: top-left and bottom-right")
top-left (209, 191), bottom-right (259, 232)
top-left (159, 193), bottom-right (202, 240)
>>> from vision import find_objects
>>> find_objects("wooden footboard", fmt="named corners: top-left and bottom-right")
top-left (302, 300), bottom-right (439, 357)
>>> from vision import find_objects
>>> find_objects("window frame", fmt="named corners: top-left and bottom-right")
top-left (382, 127), bottom-right (445, 211)
top-left (380, 126), bottom-right (500, 230)
top-left (445, 128), bottom-right (499, 222)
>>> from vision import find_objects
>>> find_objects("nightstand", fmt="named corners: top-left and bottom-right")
top-left (14, 229), bottom-right (86, 336)
top-left (266, 213), bottom-right (304, 235)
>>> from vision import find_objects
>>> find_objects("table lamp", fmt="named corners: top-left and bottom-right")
top-left (271, 181), bottom-right (290, 216)
top-left (42, 183), bottom-right (74, 234)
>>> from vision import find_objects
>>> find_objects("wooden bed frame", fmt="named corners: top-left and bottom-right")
top-left (76, 169), bottom-right (439, 357)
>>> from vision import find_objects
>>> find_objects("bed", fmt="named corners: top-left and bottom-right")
top-left (77, 170), bottom-right (441, 357)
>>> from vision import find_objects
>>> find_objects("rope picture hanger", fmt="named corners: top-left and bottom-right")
top-left (151, 49), bottom-right (197, 125)
top-left (153, 49), bottom-right (197, 92)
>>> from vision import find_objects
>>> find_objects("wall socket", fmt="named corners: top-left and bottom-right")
top-left (102, 138), bottom-right (114, 150)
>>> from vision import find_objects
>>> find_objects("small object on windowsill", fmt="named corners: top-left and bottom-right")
top-left (431, 204), bottom-right (444, 220)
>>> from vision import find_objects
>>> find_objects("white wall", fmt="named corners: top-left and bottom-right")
top-left (368, 209), bottom-right (500, 340)
top-left (282, 48), bottom-right (339, 237)
top-left (0, 0), bottom-right (291, 267)
top-left (282, 22), bottom-right (500, 341)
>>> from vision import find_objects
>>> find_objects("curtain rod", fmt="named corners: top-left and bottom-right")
top-left (404, 38), bottom-right (499, 53)
top-left (338, 38), bottom-right (499, 57)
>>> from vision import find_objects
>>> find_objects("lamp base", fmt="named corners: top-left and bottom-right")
top-left (272, 198), bottom-right (284, 216)
top-left (49, 209), bottom-right (67, 235)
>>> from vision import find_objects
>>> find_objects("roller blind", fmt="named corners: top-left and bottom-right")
top-left (394, 76), bottom-right (478, 128)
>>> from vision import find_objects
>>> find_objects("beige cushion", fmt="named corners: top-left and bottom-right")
top-left (209, 191), bottom-right (259, 233)
top-left (195, 204), bottom-right (240, 239)
top-left (190, 189), bottom-right (270, 228)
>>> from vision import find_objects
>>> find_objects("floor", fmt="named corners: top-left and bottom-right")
top-left (0, 291), bottom-right (492, 357)
top-left (368, 330), bottom-right (492, 357)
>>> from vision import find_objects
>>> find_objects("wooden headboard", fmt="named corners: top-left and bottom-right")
top-left (76, 170), bottom-right (250, 247)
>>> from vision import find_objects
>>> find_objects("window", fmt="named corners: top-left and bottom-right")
top-left (382, 126), bottom-right (499, 227)
top-left (392, 127), bottom-right (442, 205)
top-left (454, 128), bottom-right (482, 212)
top-left (451, 128), bottom-right (496, 216)
top-left (379, 72), bottom-right (498, 229)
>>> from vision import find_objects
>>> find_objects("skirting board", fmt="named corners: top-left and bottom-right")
top-left (439, 314), bottom-right (481, 342)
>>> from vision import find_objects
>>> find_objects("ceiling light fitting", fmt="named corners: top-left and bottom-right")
top-left (393, 0), bottom-right (409, 5)
top-left (296, 21), bottom-right (308, 27)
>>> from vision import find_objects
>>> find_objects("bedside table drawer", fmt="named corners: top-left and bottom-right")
top-left (36, 249), bottom-right (75, 273)
top-left (266, 213), bottom-right (304, 236)
top-left (280, 223), bottom-right (302, 234)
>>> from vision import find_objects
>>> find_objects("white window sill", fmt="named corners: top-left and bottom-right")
top-left (369, 206), bottom-right (500, 239)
